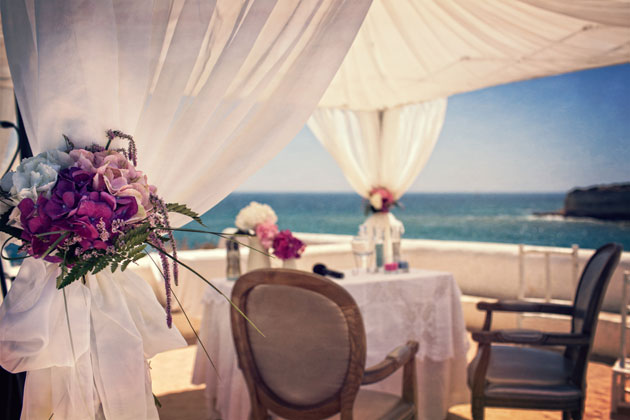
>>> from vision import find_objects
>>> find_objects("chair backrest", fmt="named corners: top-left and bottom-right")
top-left (566, 243), bottom-right (622, 381)
top-left (230, 268), bottom-right (367, 420)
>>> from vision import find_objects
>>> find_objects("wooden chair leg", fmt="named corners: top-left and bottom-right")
top-left (471, 398), bottom-right (484, 420)
top-left (402, 356), bottom-right (418, 419)
top-left (571, 409), bottom-right (582, 420)
top-left (248, 393), bottom-right (267, 420)
top-left (562, 411), bottom-right (571, 420)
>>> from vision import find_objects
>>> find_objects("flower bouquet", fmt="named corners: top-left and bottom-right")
top-left (0, 131), bottom-right (198, 327)
top-left (366, 186), bottom-right (398, 214)
top-left (0, 131), bottom-right (258, 419)
top-left (272, 230), bottom-right (306, 269)
top-left (235, 201), bottom-right (278, 270)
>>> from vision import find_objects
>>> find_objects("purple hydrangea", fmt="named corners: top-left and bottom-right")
top-left (19, 166), bottom-right (141, 259)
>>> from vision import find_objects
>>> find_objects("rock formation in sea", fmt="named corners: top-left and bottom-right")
top-left (563, 183), bottom-right (630, 221)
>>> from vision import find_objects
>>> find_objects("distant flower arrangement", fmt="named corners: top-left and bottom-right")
top-left (235, 201), bottom-right (277, 232)
top-left (234, 202), bottom-right (306, 258)
top-left (235, 201), bottom-right (279, 249)
top-left (273, 230), bottom-right (306, 260)
top-left (255, 221), bottom-right (279, 250)
top-left (366, 187), bottom-right (398, 214)
top-left (0, 130), bottom-right (204, 327)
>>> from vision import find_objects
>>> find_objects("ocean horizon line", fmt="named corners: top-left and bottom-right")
top-left (232, 190), bottom-right (568, 195)
top-left (174, 192), bottom-right (630, 250)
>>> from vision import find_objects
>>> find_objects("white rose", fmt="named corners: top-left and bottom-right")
top-left (235, 201), bottom-right (277, 230)
top-left (0, 149), bottom-right (74, 214)
top-left (370, 193), bottom-right (383, 210)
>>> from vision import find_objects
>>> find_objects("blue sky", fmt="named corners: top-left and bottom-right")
top-left (238, 63), bottom-right (630, 193)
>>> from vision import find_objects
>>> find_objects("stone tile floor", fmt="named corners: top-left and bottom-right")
top-left (150, 313), bottom-right (629, 419)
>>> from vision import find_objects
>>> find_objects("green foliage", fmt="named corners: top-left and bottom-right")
top-left (51, 202), bottom-right (204, 289)
top-left (56, 225), bottom-right (152, 289)
top-left (63, 134), bottom-right (75, 151)
top-left (57, 257), bottom-right (99, 289)
top-left (117, 223), bottom-right (151, 248)
top-left (166, 203), bottom-right (204, 226)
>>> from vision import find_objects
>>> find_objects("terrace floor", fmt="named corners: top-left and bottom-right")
top-left (150, 313), bottom-right (629, 420)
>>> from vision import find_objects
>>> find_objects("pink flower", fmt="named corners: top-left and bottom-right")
top-left (272, 230), bottom-right (306, 260)
top-left (255, 221), bottom-right (279, 250)
top-left (369, 187), bottom-right (396, 212)
top-left (69, 149), bottom-right (156, 218)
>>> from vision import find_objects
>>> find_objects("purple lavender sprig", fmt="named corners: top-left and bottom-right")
top-left (151, 194), bottom-right (179, 286)
top-left (106, 129), bottom-right (137, 166)
top-left (149, 231), bottom-right (172, 328)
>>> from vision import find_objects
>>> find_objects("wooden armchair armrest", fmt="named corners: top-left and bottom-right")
top-left (477, 300), bottom-right (574, 331)
top-left (472, 329), bottom-right (589, 346)
top-left (362, 340), bottom-right (419, 385)
top-left (477, 300), bottom-right (574, 315)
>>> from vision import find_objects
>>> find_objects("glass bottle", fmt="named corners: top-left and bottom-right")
top-left (374, 229), bottom-right (384, 271)
top-left (226, 238), bottom-right (241, 281)
top-left (391, 225), bottom-right (402, 263)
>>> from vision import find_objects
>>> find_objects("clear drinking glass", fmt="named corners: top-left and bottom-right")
top-left (391, 226), bottom-right (402, 263)
top-left (351, 236), bottom-right (374, 274)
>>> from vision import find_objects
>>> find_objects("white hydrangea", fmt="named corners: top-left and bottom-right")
top-left (235, 201), bottom-right (277, 231)
top-left (0, 149), bottom-right (74, 215)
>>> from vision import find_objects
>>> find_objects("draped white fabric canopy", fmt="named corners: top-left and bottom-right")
top-left (309, 99), bottom-right (447, 200)
top-left (0, 29), bottom-right (15, 173)
top-left (320, 0), bottom-right (630, 110)
top-left (0, 1), bottom-right (372, 419)
top-left (1, 0), bottom-right (371, 223)
top-left (310, 0), bottom-right (630, 215)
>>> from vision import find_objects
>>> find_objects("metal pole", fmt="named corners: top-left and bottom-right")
top-left (0, 97), bottom-right (30, 420)
top-left (571, 244), bottom-right (579, 289)
top-left (15, 96), bottom-right (31, 159)
top-left (518, 244), bottom-right (525, 329)
top-left (544, 252), bottom-right (551, 302)
top-left (0, 262), bottom-right (7, 298)
top-left (621, 271), bottom-right (630, 369)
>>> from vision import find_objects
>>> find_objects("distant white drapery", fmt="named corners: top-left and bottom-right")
top-left (308, 99), bottom-right (447, 200)
top-left (0, 1), bottom-right (371, 419)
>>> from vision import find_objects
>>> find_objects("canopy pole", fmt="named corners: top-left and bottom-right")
top-left (0, 96), bottom-right (30, 420)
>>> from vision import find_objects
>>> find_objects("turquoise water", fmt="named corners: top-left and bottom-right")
top-left (175, 192), bottom-right (630, 251)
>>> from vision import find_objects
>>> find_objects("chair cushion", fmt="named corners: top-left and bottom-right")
top-left (326, 390), bottom-right (414, 420)
top-left (468, 345), bottom-right (583, 403)
top-left (247, 285), bottom-right (351, 406)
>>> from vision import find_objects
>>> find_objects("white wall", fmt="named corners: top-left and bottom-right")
top-left (130, 235), bottom-right (630, 358)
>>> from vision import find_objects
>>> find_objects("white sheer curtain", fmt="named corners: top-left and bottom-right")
top-left (308, 99), bottom-right (447, 200)
top-left (516, 0), bottom-right (630, 27)
top-left (0, 28), bottom-right (14, 174)
top-left (0, 1), bottom-right (371, 419)
top-left (1, 0), bottom-right (372, 223)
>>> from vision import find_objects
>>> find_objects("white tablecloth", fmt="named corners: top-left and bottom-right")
top-left (191, 269), bottom-right (470, 420)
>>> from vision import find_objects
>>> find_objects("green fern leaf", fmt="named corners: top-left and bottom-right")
top-left (166, 203), bottom-right (204, 226)
top-left (91, 257), bottom-right (110, 276)
top-left (117, 223), bottom-right (151, 248)
top-left (58, 258), bottom-right (98, 289)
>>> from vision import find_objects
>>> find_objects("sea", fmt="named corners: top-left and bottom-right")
top-left (175, 192), bottom-right (630, 252)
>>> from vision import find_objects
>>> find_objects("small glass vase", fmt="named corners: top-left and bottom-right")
top-left (226, 238), bottom-right (241, 281)
top-left (282, 258), bottom-right (298, 270)
top-left (247, 235), bottom-right (271, 272)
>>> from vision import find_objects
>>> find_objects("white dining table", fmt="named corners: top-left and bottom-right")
top-left (191, 269), bottom-right (470, 420)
